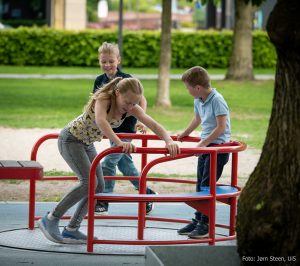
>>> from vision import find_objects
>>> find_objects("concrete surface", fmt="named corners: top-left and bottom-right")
top-left (0, 202), bottom-right (238, 266)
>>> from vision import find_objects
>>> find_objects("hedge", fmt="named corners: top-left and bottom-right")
top-left (0, 27), bottom-right (276, 68)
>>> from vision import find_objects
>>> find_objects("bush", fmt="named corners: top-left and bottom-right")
top-left (172, 30), bottom-right (233, 68)
top-left (0, 27), bottom-right (276, 68)
top-left (0, 19), bottom-right (47, 28)
top-left (252, 30), bottom-right (277, 68)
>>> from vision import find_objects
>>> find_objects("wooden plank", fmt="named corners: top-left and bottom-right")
top-left (19, 161), bottom-right (43, 168)
top-left (0, 160), bottom-right (43, 169)
top-left (0, 160), bottom-right (22, 168)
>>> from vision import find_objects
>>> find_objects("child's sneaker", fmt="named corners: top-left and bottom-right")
top-left (177, 218), bottom-right (198, 235)
top-left (62, 227), bottom-right (88, 244)
top-left (188, 222), bottom-right (209, 239)
top-left (94, 202), bottom-right (109, 215)
top-left (37, 213), bottom-right (63, 243)
top-left (146, 190), bottom-right (158, 215)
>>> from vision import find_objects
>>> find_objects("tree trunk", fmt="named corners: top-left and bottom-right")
top-left (155, 0), bottom-right (171, 107)
top-left (225, 0), bottom-right (254, 80)
top-left (237, 0), bottom-right (300, 263)
top-left (205, 0), bottom-right (216, 29)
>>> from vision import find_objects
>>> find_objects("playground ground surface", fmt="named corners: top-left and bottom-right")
top-left (0, 127), bottom-right (260, 201)
top-left (0, 127), bottom-right (245, 265)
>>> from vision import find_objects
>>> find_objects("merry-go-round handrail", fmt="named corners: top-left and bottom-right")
top-left (87, 139), bottom-right (246, 251)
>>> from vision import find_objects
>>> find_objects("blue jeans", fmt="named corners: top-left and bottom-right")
top-left (54, 128), bottom-right (104, 228)
top-left (101, 140), bottom-right (153, 194)
top-left (195, 149), bottom-right (230, 223)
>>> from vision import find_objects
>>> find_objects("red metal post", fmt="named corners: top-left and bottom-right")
top-left (87, 153), bottom-right (100, 252)
top-left (29, 133), bottom-right (59, 227)
top-left (28, 177), bottom-right (36, 230)
top-left (141, 137), bottom-right (148, 170)
top-left (209, 151), bottom-right (217, 245)
top-left (30, 133), bottom-right (59, 161)
top-left (229, 152), bottom-right (238, 235)
top-left (87, 147), bottom-right (121, 252)
top-left (138, 136), bottom-right (148, 235)
top-left (137, 161), bottom-right (147, 240)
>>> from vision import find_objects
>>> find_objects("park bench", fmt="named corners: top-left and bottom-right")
top-left (0, 160), bottom-right (43, 229)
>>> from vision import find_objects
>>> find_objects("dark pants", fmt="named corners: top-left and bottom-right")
top-left (195, 147), bottom-right (229, 223)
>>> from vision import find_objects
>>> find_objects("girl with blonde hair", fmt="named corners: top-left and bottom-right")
top-left (94, 42), bottom-right (156, 215)
top-left (38, 77), bottom-right (180, 244)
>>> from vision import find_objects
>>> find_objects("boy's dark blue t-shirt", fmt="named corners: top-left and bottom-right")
top-left (92, 69), bottom-right (137, 133)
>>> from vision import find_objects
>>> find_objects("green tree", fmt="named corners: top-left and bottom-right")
top-left (225, 0), bottom-right (256, 80)
top-left (156, 0), bottom-right (172, 107)
top-left (192, 0), bottom-right (256, 80)
top-left (237, 0), bottom-right (300, 263)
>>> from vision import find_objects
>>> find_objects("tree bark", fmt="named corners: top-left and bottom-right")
top-left (226, 0), bottom-right (254, 80)
top-left (237, 0), bottom-right (300, 263)
top-left (205, 0), bottom-right (216, 29)
top-left (155, 0), bottom-right (171, 107)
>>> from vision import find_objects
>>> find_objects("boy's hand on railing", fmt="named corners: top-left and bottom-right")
top-left (119, 141), bottom-right (136, 154)
top-left (176, 133), bottom-right (187, 142)
top-left (196, 141), bottom-right (207, 147)
top-left (194, 140), bottom-right (207, 156)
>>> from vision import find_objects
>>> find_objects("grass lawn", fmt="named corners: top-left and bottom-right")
top-left (0, 65), bottom-right (275, 75)
top-left (0, 66), bottom-right (275, 149)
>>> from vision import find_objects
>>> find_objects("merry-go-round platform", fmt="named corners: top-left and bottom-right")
top-left (0, 134), bottom-right (244, 265)
top-left (0, 202), bottom-right (238, 265)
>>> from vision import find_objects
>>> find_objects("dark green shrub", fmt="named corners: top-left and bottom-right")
top-left (172, 30), bottom-right (233, 68)
top-left (1, 19), bottom-right (47, 28)
top-left (123, 31), bottom-right (160, 67)
top-left (0, 27), bottom-right (276, 68)
top-left (252, 30), bottom-right (277, 68)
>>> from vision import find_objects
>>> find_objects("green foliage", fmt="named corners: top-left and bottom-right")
top-left (0, 65), bottom-right (275, 76)
top-left (252, 30), bottom-right (277, 68)
top-left (255, 201), bottom-right (265, 211)
top-left (1, 19), bottom-right (47, 28)
top-left (0, 27), bottom-right (117, 66)
top-left (87, 4), bottom-right (99, 22)
top-left (0, 180), bottom-right (22, 184)
top-left (45, 170), bottom-right (74, 176)
top-left (0, 27), bottom-right (276, 68)
top-left (0, 75), bottom-right (274, 149)
top-left (123, 31), bottom-right (161, 67)
top-left (172, 30), bottom-right (233, 68)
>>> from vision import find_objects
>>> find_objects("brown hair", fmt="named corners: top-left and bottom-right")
top-left (181, 66), bottom-right (211, 89)
top-left (84, 77), bottom-right (143, 121)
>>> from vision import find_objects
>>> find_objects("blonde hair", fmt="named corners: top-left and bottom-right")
top-left (84, 77), bottom-right (144, 121)
top-left (181, 66), bottom-right (211, 89)
top-left (98, 42), bottom-right (120, 58)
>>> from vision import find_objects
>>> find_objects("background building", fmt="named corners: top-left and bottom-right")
top-left (51, 0), bottom-right (86, 30)
top-left (0, 0), bottom-right (275, 31)
top-left (0, 0), bottom-right (86, 30)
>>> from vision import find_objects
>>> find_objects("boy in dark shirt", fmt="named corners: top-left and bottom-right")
top-left (93, 42), bottom-right (156, 215)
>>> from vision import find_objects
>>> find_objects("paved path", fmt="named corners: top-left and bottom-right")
top-left (0, 73), bottom-right (274, 80)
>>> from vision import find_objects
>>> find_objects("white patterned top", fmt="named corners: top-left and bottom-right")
top-left (68, 106), bottom-right (127, 145)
